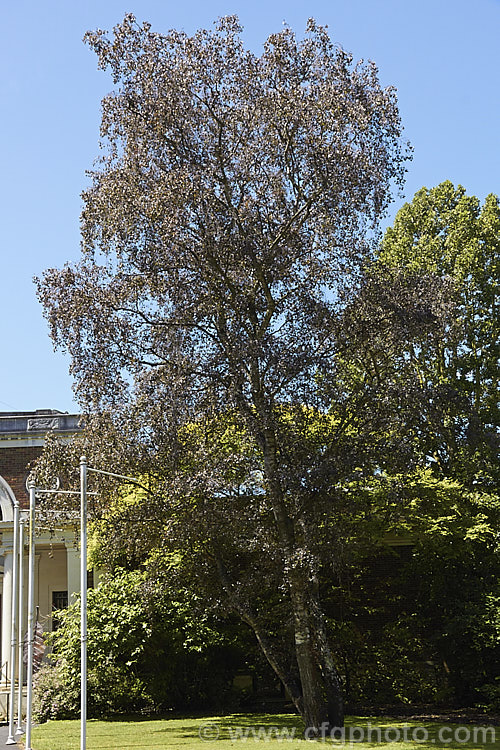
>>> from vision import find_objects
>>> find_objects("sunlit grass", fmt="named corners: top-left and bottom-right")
top-left (26, 713), bottom-right (499, 750)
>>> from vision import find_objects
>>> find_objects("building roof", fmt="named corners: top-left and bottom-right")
top-left (0, 410), bottom-right (80, 446)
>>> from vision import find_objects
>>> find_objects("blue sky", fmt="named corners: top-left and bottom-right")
top-left (1, 0), bottom-right (498, 414)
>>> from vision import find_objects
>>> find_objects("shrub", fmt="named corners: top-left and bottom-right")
top-left (33, 662), bottom-right (79, 723)
top-left (37, 568), bottom-right (247, 719)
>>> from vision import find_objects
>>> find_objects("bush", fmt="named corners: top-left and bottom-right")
top-left (36, 568), bottom-right (248, 720)
top-left (87, 659), bottom-right (154, 716)
top-left (33, 662), bottom-right (79, 723)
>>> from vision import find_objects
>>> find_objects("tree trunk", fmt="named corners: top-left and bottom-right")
top-left (289, 567), bottom-right (344, 733)
top-left (310, 588), bottom-right (344, 729)
top-left (289, 574), bottom-right (329, 732)
top-left (250, 372), bottom-right (344, 731)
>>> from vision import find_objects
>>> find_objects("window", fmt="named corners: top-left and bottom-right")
top-left (52, 590), bottom-right (68, 631)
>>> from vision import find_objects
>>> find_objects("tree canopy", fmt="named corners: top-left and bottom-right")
top-left (39, 14), bottom-right (409, 415)
top-left (379, 181), bottom-right (499, 487)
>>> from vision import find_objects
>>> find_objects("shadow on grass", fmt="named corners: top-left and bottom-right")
top-left (37, 713), bottom-right (498, 749)
top-left (148, 714), bottom-right (499, 749)
top-left (149, 713), bottom-right (304, 737)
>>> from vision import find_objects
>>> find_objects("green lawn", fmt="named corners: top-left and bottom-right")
top-left (27, 713), bottom-right (498, 750)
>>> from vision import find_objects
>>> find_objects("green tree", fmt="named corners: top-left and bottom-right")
top-left (360, 182), bottom-right (500, 706)
top-left (379, 181), bottom-right (499, 487)
top-left (35, 14), bottom-right (443, 731)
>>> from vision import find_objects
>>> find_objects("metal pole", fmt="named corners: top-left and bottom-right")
top-left (16, 517), bottom-right (25, 736)
top-left (6, 499), bottom-right (20, 744)
top-left (25, 485), bottom-right (36, 750)
top-left (80, 456), bottom-right (87, 750)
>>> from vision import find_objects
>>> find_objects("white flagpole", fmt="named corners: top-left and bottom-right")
top-left (6, 499), bottom-right (20, 744)
top-left (80, 456), bottom-right (87, 750)
top-left (24, 484), bottom-right (36, 750)
top-left (16, 517), bottom-right (25, 736)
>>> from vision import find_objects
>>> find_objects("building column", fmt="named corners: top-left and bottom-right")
top-left (65, 545), bottom-right (80, 605)
top-left (1, 546), bottom-right (13, 683)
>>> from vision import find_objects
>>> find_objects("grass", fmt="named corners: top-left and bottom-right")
top-left (25, 712), bottom-right (499, 750)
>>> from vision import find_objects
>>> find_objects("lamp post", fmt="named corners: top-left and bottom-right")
top-left (20, 469), bottom-right (91, 750)
top-left (6, 500), bottom-right (20, 745)
top-left (80, 456), bottom-right (87, 750)
top-left (19, 462), bottom-right (138, 750)
top-left (16, 515), bottom-right (25, 736)
top-left (24, 483), bottom-right (36, 750)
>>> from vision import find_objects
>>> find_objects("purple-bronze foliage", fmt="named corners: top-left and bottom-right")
top-left (35, 15), bottom-right (450, 730)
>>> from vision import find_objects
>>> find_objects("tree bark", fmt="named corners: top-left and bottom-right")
top-left (288, 570), bottom-right (331, 732)
top-left (310, 581), bottom-right (345, 729)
